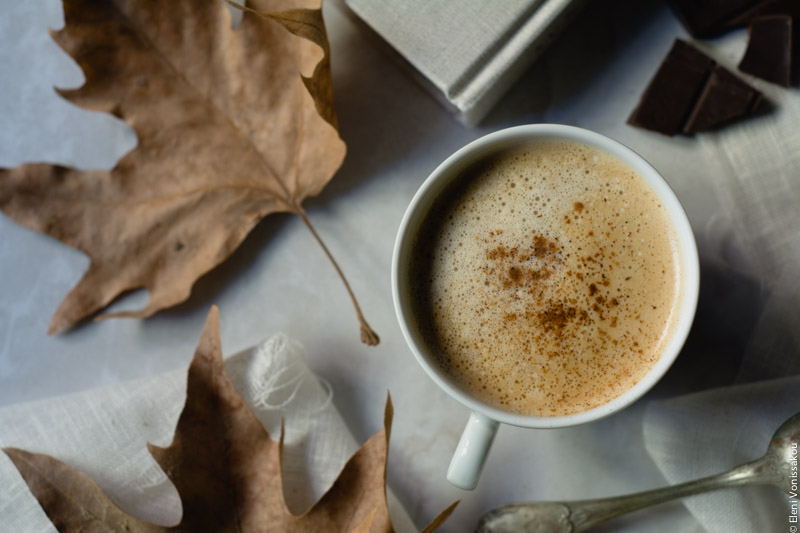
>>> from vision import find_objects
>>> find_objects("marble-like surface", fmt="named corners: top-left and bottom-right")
top-left (0, 0), bottom-right (773, 531)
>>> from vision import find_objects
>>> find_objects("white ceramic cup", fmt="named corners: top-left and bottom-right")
top-left (391, 124), bottom-right (700, 490)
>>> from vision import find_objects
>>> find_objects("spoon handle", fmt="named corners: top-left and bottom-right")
top-left (477, 460), bottom-right (765, 533)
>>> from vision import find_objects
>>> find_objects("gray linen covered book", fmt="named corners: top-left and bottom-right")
top-left (343, 0), bottom-right (586, 126)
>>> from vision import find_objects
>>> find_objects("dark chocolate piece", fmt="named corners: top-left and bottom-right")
top-left (628, 40), bottom-right (763, 136)
top-left (738, 15), bottom-right (793, 87)
top-left (684, 68), bottom-right (763, 132)
top-left (667, 0), bottom-right (762, 37)
top-left (627, 41), bottom-right (713, 136)
top-left (724, 0), bottom-right (800, 30)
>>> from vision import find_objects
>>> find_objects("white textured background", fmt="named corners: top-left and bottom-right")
top-left (2, 0), bottom-right (798, 531)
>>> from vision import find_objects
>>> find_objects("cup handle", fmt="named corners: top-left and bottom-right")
top-left (446, 411), bottom-right (499, 490)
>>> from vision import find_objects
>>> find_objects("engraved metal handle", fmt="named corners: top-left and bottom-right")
top-left (476, 454), bottom-right (783, 532)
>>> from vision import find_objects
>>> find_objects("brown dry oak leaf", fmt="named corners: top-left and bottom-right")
top-left (0, 0), bottom-right (378, 344)
top-left (3, 306), bottom-right (457, 532)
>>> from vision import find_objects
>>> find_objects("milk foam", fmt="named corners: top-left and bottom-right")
top-left (410, 141), bottom-right (682, 416)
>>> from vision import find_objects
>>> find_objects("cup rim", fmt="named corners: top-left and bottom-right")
top-left (392, 124), bottom-right (700, 429)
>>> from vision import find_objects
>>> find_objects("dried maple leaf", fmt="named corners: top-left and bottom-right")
top-left (4, 306), bottom-right (456, 532)
top-left (0, 0), bottom-right (378, 344)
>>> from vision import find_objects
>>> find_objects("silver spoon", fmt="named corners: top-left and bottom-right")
top-left (477, 411), bottom-right (799, 532)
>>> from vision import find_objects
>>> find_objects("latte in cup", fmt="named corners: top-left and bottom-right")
top-left (409, 140), bottom-right (683, 417)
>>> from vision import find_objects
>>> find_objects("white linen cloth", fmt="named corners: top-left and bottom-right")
top-left (1, 1), bottom-right (799, 531)
top-left (700, 73), bottom-right (800, 383)
top-left (642, 46), bottom-right (800, 533)
top-left (644, 376), bottom-right (798, 533)
top-left (0, 335), bottom-right (415, 532)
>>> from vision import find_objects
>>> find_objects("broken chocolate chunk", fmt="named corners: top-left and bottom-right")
top-left (724, 0), bottom-right (800, 30)
top-left (684, 67), bottom-right (763, 132)
top-left (668, 0), bottom-right (763, 37)
top-left (738, 15), bottom-right (793, 87)
top-left (627, 41), bottom-right (713, 136)
top-left (628, 40), bottom-right (763, 136)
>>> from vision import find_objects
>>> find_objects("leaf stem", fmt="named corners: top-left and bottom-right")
top-left (297, 209), bottom-right (379, 346)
